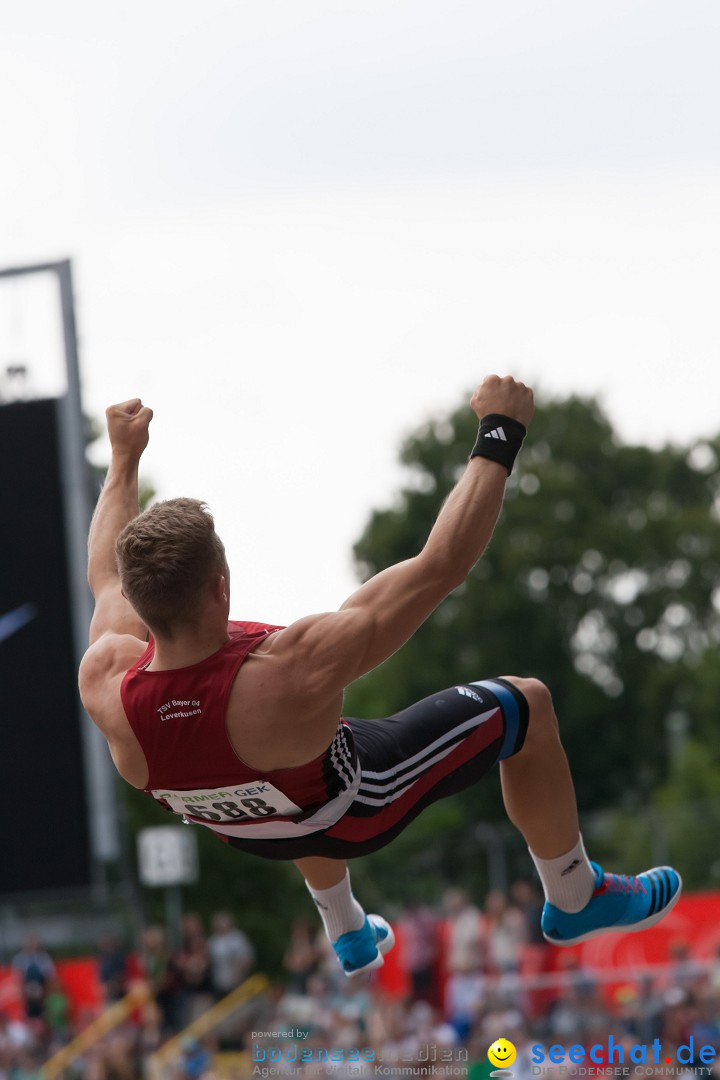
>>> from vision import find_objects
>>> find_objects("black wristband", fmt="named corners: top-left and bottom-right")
top-left (470, 413), bottom-right (527, 475)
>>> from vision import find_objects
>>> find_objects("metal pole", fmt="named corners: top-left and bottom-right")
top-left (57, 262), bottom-right (145, 930)
top-left (54, 261), bottom-right (121, 889)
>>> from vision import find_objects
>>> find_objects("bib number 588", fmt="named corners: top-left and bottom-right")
top-left (184, 798), bottom-right (276, 822)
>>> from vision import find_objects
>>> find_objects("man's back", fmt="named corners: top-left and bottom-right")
top-left (82, 614), bottom-right (351, 788)
top-left (116, 619), bottom-right (361, 840)
top-left (120, 619), bottom-right (286, 789)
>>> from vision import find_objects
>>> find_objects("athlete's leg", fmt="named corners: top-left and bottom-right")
top-left (230, 678), bottom-right (679, 953)
top-left (499, 676), bottom-right (682, 945)
top-left (295, 856), bottom-right (347, 890)
top-left (294, 857), bottom-right (394, 978)
top-left (498, 677), bottom-right (580, 858)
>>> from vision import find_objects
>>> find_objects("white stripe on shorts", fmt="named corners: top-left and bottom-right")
top-left (359, 706), bottom-right (497, 784)
top-left (355, 706), bottom-right (497, 806)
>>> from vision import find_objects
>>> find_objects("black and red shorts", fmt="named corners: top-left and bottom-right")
top-left (226, 677), bottom-right (528, 861)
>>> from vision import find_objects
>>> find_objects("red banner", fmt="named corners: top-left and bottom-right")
top-left (0, 968), bottom-right (23, 1021)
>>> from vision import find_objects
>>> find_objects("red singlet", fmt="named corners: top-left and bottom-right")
top-left (120, 620), bottom-right (360, 841)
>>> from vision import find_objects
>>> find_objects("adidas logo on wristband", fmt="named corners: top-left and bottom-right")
top-left (470, 413), bottom-right (526, 475)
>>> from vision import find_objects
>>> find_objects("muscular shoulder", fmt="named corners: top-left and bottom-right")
top-left (79, 633), bottom-right (147, 727)
top-left (257, 609), bottom-right (374, 695)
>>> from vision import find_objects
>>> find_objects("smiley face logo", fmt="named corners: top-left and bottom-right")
top-left (488, 1038), bottom-right (517, 1070)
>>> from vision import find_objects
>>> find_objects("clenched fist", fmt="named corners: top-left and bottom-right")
top-left (106, 399), bottom-right (153, 461)
top-left (470, 375), bottom-right (534, 429)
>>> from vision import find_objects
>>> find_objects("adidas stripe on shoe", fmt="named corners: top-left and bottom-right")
top-left (332, 914), bottom-right (395, 977)
top-left (541, 862), bottom-right (682, 946)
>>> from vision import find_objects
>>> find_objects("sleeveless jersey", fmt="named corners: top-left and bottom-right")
top-left (120, 620), bottom-right (360, 841)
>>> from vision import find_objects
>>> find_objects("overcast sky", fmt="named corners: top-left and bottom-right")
top-left (1, 0), bottom-right (718, 624)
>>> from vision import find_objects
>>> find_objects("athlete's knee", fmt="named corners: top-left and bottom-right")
top-left (502, 676), bottom-right (558, 742)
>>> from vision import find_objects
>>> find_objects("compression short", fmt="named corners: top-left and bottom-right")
top-left (224, 677), bottom-right (528, 861)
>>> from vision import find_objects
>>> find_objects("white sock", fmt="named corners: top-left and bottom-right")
top-left (306, 870), bottom-right (366, 942)
top-left (530, 835), bottom-right (596, 913)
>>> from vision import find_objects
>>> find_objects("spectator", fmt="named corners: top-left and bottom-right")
top-left (11, 936), bottom-right (56, 1021)
top-left (283, 919), bottom-right (319, 995)
top-left (7, 1044), bottom-right (45, 1080)
top-left (208, 911), bottom-right (255, 998)
top-left (0, 1009), bottom-right (33, 1069)
top-left (445, 960), bottom-right (487, 1043)
top-left (667, 938), bottom-right (704, 994)
top-left (398, 902), bottom-right (440, 1004)
top-left (689, 993), bottom-right (720, 1053)
top-left (42, 974), bottom-right (71, 1049)
top-left (614, 978), bottom-right (661, 1044)
top-left (97, 932), bottom-right (128, 1002)
top-left (84, 1022), bottom-right (140, 1080)
top-left (138, 924), bottom-right (180, 1034)
top-left (366, 994), bottom-right (417, 1061)
top-left (662, 985), bottom-right (697, 1049)
top-left (176, 1035), bottom-right (213, 1080)
top-left (547, 955), bottom-right (605, 1041)
top-left (510, 879), bottom-right (546, 946)
top-left (173, 913), bottom-right (214, 1027)
top-left (442, 889), bottom-right (487, 974)
top-left (484, 890), bottom-right (528, 973)
top-left (408, 1000), bottom-right (458, 1053)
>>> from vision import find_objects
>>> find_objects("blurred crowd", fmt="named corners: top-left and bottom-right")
top-left (2, 883), bottom-right (720, 1080)
top-left (0, 911), bottom-right (254, 1080)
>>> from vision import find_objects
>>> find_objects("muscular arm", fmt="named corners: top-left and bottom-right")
top-left (86, 399), bottom-right (153, 644)
top-left (272, 375), bottom-right (533, 696)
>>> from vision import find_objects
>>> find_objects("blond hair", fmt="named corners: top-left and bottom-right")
top-left (115, 498), bottom-right (227, 637)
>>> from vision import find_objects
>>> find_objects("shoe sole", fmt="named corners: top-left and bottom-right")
top-left (544, 872), bottom-right (683, 947)
top-left (344, 916), bottom-right (396, 978)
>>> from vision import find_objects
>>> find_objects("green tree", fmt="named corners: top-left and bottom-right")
top-left (605, 738), bottom-right (720, 888)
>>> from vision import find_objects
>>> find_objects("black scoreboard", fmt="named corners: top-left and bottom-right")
top-left (0, 398), bottom-right (91, 892)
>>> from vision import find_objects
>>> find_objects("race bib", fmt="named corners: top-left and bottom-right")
top-left (152, 781), bottom-right (303, 823)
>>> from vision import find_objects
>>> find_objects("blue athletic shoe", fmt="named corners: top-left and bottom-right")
top-left (332, 915), bottom-right (396, 977)
top-left (542, 862), bottom-right (682, 946)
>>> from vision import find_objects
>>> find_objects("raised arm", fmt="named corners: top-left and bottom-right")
top-left (272, 376), bottom-right (534, 695)
top-left (86, 399), bottom-right (153, 644)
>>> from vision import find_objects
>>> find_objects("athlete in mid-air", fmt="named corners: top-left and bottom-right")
top-left (79, 377), bottom-right (681, 976)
